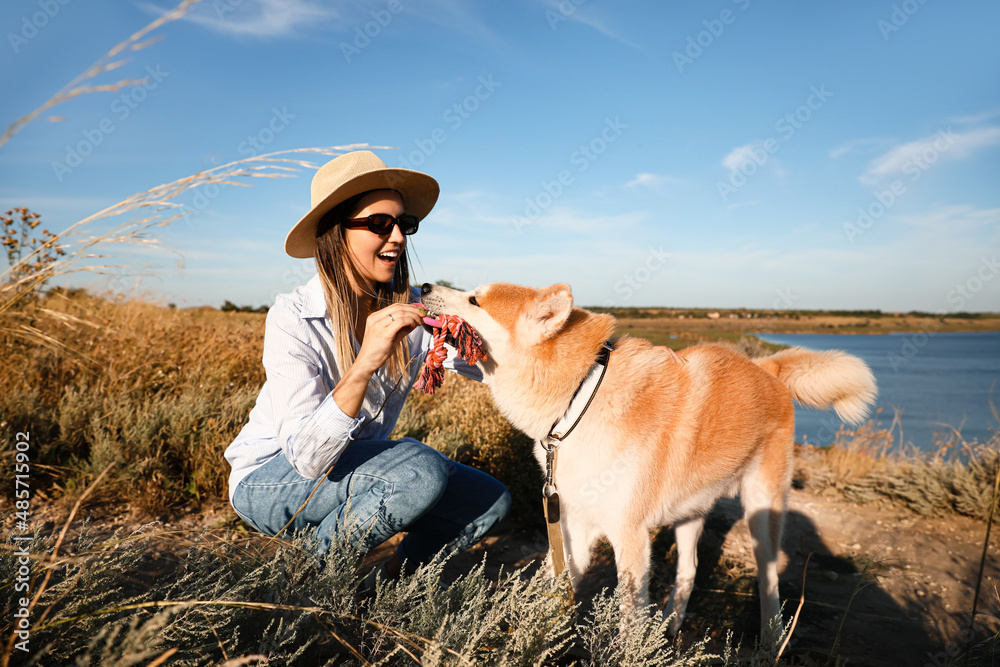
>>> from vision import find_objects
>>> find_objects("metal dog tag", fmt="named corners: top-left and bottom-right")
top-left (544, 490), bottom-right (561, 523)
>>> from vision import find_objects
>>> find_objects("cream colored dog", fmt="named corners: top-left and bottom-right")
top-left (420, 281), bottom-right (877, 635)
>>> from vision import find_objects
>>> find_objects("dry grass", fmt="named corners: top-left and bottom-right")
top-left (797, 413), bottom-right (1000, 522)
top-left (1, 0), bottom-right (206, 150)
top-left (0, 290), bottom-right (264, 508)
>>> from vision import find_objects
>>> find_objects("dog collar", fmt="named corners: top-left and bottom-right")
top-left (544, 340), bottom-right (614, 445)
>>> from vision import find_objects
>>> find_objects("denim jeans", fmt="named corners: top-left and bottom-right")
top-left (231, 437), bottom-right (511, 565)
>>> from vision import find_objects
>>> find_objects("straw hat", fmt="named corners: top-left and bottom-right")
top-left (284, 150), bottom-right (439, 258)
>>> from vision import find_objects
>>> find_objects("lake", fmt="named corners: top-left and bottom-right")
top-left (752, 331), bottom-right (1000, 453)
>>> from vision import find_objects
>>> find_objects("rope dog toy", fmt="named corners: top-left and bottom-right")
top-left (413, 305), bottom-right (488, 394)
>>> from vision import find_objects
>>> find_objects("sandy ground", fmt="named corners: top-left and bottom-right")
top-left (383, 469), bottom-right (1000, 666)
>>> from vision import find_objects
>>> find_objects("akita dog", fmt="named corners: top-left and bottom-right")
top-left (419, 281), bottom-right (877, 635)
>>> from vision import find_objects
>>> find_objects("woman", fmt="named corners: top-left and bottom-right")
top-left (224, 151), bottom-right (511, 580)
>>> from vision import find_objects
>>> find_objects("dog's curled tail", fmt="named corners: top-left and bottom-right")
top-left (753, 347), bottom-right (877, 424)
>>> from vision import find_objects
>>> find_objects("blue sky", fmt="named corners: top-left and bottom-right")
top-left (2, 0), bottom-right (999, 311)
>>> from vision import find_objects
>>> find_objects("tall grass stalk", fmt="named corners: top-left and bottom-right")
top-left (0, 144), bottom-right (379, 316)
top-left (964, 458), bottom-right (1000, 666)
top-left (825, 554), bottom-right (884, 666)
top-left (773, 552), bottom-right (812, 666)
top-left (0, 0), bottom-right (204, 150)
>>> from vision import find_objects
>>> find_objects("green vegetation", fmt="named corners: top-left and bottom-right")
top-left (221, 299), bottom-right (269, 313)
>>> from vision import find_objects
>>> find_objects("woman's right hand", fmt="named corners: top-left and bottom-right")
top-left (353, 303), bottom-right (425, 375)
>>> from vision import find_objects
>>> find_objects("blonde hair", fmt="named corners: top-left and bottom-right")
top-left (314, 191), bottom-right (413, 382)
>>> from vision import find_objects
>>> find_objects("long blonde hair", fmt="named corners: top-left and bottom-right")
top-left (314, 191), bottom-right (413, 382)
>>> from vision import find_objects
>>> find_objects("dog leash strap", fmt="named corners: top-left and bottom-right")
top-left (542, 448), bottom-right (575, 607)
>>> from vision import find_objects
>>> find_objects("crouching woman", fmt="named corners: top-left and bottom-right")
top-left (224, 151), bottom-right (510, 580)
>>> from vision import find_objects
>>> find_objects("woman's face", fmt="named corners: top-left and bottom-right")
top-left (344, 189), bottom-right (407, 287)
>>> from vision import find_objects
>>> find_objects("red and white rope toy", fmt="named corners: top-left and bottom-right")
top-left (413, 306), bottom-right (488, 394)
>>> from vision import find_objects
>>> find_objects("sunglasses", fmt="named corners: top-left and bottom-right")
top-left (343, 213), bottom-right (419, 236)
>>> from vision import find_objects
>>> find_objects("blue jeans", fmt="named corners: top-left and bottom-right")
top-left (231, 438), bottom-right (511, 565)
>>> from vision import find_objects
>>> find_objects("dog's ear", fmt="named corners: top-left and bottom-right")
top-left (523, 284), bottom-right (573, 342)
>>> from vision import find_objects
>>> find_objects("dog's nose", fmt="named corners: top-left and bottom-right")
top-left (420, 282), bottom-right (433, 296)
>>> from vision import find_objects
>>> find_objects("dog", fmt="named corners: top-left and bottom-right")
top-left (420, 281), bottom-right (877, 635)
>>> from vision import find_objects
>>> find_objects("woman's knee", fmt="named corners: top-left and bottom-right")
top-left (385, 439), bottom-right (450, 512)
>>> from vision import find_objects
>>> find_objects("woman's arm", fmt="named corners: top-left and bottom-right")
top-left (332, 303), bottom-right (425, 417)
top-left (259, 299), bottom-right (421, 479)
top-left (262, 308), bottom-right (363, 479)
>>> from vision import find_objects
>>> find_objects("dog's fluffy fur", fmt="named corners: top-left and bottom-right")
top-left (421, 282), bottom-right (877, 635)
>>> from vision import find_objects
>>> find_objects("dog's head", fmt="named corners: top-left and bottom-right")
top-left (420, 282), bottom-right (574, 374)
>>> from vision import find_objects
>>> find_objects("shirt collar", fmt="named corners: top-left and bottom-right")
top-left (300, 274), bottom-right (328, 319)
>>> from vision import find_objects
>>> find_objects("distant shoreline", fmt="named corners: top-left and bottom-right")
top-left (602, 309), bottom-right (1000, 347)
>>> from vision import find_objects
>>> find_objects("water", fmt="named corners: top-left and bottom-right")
top-left (752, 331), bottom-right (1000, 452)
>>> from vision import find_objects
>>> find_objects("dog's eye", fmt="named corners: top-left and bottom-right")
top-left (469, 296), bottom-right (479, 306)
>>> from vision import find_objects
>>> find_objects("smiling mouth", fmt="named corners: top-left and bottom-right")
top-left (377, 251), bottom-right (398, 263)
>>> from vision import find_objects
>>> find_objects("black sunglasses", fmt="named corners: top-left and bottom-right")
top-left (343, 213), bottom-right (419, 236)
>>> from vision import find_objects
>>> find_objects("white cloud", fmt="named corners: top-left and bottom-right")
top-left (141, 0), bottom-right (337, 38)
top-left (623, 173), bottom-right (684, 189)
top-left (861, 126), bottom-right (1000, 184)
top-left (719, 142), bottom-right (783, 184)
top-left (402, 1), bottom-right (501, 44)
top-left (829, 137), bottom-right (894, 159)
top-left (950, 107), bottom-right (1000, 126)
top-left (721, 143), bottom-right (759, 172)
top-left (893, 204), bottom-right (1000, 234)
top-left (526, 0), bottom-right (646, 53)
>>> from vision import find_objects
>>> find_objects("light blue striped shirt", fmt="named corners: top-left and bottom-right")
top-left (223, 275), bottom-right (483, 503)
